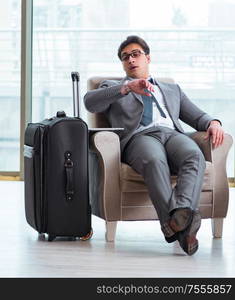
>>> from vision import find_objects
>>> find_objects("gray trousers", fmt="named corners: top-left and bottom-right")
top-left (122, 126), bottom-right (206, 237)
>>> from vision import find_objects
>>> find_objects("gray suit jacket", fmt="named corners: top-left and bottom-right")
top-left (84, 77), bottom-right (214, 152)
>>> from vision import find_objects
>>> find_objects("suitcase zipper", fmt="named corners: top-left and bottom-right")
top-left (40, 125), bottom-right (49, 233)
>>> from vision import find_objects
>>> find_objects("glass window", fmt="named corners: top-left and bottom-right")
top-left (32, 0), bottom-right (235, 176)
top-left (0, 0), bottom-right (21, 171)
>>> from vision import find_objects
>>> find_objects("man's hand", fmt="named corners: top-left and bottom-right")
top-left (121, 79), bottom-right (154, 96)
top-left (204, 120), bottom-right (224, 148)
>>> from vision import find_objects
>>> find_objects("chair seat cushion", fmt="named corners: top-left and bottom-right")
top-left (120, 161), bottom-right (213, 192)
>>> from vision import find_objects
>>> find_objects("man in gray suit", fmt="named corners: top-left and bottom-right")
top-left (84, 36), bottom-right (224, 255)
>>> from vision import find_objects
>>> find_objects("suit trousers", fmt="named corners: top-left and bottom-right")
top-left (122, 126), bottom-right (206, 237)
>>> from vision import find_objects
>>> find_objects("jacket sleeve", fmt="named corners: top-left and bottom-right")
top-left (84, 80), bottom-right (124, 113)
top-left (178, 85), bottom-right (215, 131)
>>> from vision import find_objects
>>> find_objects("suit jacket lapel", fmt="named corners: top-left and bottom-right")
top-left (133, 92), bottom-right (143, 104)
top-left (124, 76), bottom-right (143, 104)
top-left (154, 79), bottom-right (174, 117)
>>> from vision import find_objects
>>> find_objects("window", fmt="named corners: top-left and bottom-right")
top-left (1, 0), bottom-right (233, 177)
top-left (0, 0), bottom-right (21, 172)
top-left (32, 0), bottom-right (235, 177)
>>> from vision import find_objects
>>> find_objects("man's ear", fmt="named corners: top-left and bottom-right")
top-left (146, 54), bottom-right (151, 64)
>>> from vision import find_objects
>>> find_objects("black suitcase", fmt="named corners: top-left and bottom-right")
top-left (24, 72), bottom-right (92, 241)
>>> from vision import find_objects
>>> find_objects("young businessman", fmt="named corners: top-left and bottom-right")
top-left (84, 36), bottom-right (224, 255)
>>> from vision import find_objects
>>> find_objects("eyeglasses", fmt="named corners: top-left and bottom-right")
top-left (120, 49), bottom-right (146, 61)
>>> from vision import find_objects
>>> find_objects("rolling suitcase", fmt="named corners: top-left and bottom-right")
top-left (24, 72), bottom-right (92, 241)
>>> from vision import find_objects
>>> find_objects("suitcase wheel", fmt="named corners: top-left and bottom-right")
top-left (80, 229), bottom-right (93, 241)
top-left (48, 234), bottom-right (56, 242)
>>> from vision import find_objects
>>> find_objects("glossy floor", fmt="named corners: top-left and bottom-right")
top-left (0, 181), bottom-right (234, 278)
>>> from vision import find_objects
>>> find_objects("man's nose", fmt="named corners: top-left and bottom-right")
top-left (127, 55), bottom-right (135, 63)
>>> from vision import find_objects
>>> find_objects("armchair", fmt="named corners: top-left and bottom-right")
top-left (87, 76), bottom-right (233, 242)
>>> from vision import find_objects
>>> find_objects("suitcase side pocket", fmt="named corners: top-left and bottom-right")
top-left (24, 145), bottom-right (38, 230)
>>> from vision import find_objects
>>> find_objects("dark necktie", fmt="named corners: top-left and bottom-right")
top-left (140, 78), bottom-right (166, 126)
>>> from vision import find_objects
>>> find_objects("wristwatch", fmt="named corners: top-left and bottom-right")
top-left (121, 80), bottom-right (131, 95)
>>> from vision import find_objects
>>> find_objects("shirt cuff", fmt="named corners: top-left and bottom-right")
top-left (209, 119), bottom-right (222, 127)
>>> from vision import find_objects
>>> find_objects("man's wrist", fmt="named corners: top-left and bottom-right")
top-left (121, 81), bottom-right (131, 95)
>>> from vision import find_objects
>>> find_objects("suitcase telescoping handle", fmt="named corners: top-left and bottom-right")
top-left (71, 71), bottom-right (80, 117)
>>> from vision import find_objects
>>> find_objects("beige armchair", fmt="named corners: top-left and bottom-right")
top-left (87, 76), bottom-right (233, 242)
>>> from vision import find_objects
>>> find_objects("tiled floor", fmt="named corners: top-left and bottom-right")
top-left (0, 181), bottom-right (234, 278)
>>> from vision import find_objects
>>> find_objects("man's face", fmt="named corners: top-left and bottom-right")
top-left (120, 43), bottom-right (150, 79)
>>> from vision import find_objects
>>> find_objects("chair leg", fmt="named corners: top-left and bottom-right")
top-left (211, 218), bottom-right (224, 238)
top-left (105, 221), bottom-right (117, 242)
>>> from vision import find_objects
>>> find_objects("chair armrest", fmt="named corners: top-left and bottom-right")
top-left (189, 131), bottom-right (233, 217)
top-left (188, 131), bottom-right (212, 161)
top-left (210, 133), bottom-right (233, 217)
top-left (90, 131), bottom-right (121, 221)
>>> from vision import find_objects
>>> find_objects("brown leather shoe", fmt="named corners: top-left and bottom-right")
top-left (169, 207), bottom-right (193, 233)
top-left (178, 210), bottom-right (201, 255)
top-left (165, 232), bottom-right (179, 243)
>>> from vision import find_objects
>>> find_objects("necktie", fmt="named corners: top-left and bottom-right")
top-left (140, 79), bottom-right (166, 126)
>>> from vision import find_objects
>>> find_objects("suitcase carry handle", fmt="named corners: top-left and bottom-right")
top-left (71, 72), bottom-right (80, 117)
top-left (64, 151), bottom-right (74, 202)
top-left (71, 72), bottom-right (79, 82)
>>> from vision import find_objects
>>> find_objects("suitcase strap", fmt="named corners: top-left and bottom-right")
top-left (64, 151), bottom-right (74, 202)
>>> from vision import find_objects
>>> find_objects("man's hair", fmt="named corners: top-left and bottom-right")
top-left (117, 35), bottom-right (150, 60)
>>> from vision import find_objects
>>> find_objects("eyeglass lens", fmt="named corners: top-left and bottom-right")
top-left (121, 50), bottom-right (143, 61)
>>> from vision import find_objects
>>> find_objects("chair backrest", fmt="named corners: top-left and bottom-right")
top-left (87, 76), bottom-right (174, 128)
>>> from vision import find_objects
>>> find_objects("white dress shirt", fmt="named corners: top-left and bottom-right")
top-left (134, 77), bottom-right (175, 134)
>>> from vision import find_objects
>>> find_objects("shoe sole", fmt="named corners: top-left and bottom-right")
top-left (182, 236), bottom-right (199, 256)
top-left (165, 232), bottom-right (179, 243)
top-left (169, 208), bottom-right (193, 232)
top-left (178, 211), bottom-right (201, 255)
